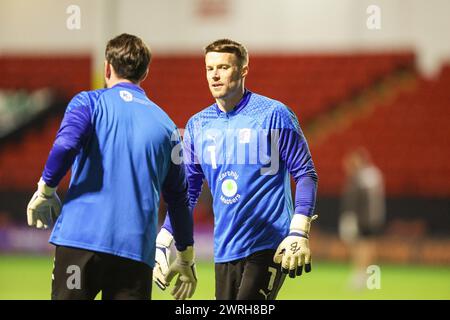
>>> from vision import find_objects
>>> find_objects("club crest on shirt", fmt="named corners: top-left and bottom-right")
top-left (239, 128), bottom-right (251, 144)
top-left (206, 133), bottom-right (216, 143)
top-left (119, 90), bottom-right (133, 102)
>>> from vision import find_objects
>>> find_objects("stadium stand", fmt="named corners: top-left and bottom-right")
top-left (0, 52), bottom-right (432, 195)
top-left (311, 63), bottom-right (450, 197)
top-left (0, 53), bottom-right (449, 263)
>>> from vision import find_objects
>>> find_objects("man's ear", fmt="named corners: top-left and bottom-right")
top-left (241, 65), bottom-right (249, 78)
top-left (104, 60), bottom-right (111, 80)
top-left (140, 68), bottom-right (149, 82)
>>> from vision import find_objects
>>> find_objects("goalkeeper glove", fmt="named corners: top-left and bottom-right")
top-left (27, 178), bottom-right (61, 229)
top-left (274, 214), bottom-right (318, 278)
top-left (153, 228), bottom-right (173, 290)
top-left (164, 246), bottom-right (197, 300)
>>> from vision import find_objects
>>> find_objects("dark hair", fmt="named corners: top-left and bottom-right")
top-left (204, 39), bottom-right (248, 67)
top-left (105, 33), bottom-right (151, 83)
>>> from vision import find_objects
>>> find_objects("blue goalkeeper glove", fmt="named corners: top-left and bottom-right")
top-left (27, 178), bottom-right (61, 229)
top-left (153, 228), bottom-right (173, 290)
top-left (164, 246), bottom-right (197, 300)
top-left (274, 214), bottom-right (318, 278)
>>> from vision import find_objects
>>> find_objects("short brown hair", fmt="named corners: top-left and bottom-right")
top-left (105, 33), bottom-right (151, 83)
top-left (205, 39), bottom-right (248, 67)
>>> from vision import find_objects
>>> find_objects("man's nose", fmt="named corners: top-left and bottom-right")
top-left (211, 69), bottom-right (220, 80)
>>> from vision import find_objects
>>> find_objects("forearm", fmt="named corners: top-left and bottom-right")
top-left (163, 193), bottom-right (194, 251)
top-left (161, 214), bottom-right (174, 234)
top-left (294, 174), bottom-right (318, 216)
top-left (42, 143), bottom-right (79, 187)
top-left (162, 164), bottom-right (204, 242)
top-left (278, 128), bottom-right (318, 216)
top-left (162, 161), bottom-right (196, 251)
top-left (166, 203), bottom-right (194, 251)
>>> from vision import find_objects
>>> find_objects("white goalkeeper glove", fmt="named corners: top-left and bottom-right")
top-left (26, 178), bottom-right (61, 229)
top-left (274, 214), bottom-right (318, 278)
top-left (153, 228), bottom-right (174, 290)
top-left (164, 246), bottom-right (197, 300)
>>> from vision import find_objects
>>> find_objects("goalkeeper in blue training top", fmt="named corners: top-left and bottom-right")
top-left (26, 33), bottom-right (197, 300)
top-left (153, 39), bottom-right (318, 300)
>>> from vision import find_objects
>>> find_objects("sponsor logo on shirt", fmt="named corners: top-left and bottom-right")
top-left (221, 179), bottom-right (237, 197)
top-left (218, 170), bottom-right (240, 205)
top-left (119, 90), bottom-right (133, 102)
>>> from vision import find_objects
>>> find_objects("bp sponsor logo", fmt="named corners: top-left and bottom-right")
top-left (218, 171), bottom-right (240, 205)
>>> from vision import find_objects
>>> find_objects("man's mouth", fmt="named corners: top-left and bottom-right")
top-left (212, 83), bottom-right (223, 88)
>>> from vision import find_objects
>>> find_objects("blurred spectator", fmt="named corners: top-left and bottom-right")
top-left (339, 147), bottom-right (385, 290)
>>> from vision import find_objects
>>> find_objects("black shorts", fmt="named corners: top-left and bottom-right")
top-left (51, 245), bottom-right (152, 300)
top-left (215, 249), bottom-right (286, 300)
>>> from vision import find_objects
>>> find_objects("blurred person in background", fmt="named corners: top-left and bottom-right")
top-left (153, 39), bottom-right (318, 300)
top-left (25, 33), bottom-right (196, 300)
top-left (339, 147), bottom-right (385, 290)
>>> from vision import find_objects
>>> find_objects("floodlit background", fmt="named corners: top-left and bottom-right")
top-left (0, 0), bottom-right (449, 299)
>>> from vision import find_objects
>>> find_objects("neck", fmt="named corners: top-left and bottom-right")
top-left (107, 78), bottom-right (137, 89)
top-left (216, 87), bottom-right (245, 113)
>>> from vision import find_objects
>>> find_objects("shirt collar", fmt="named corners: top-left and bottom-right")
top-left (214, 89), bottom-right (252, 116)
top-left (112, 82), bottom-right (145, 94)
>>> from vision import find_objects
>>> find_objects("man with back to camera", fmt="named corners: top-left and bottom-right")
top-left (26, 33), bottom-right (197, 300)
top-left (154, 39), bottom-right (318, 300)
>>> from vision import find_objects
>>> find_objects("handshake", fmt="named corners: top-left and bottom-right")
top-left (153, 228), bottom-right (197, 300)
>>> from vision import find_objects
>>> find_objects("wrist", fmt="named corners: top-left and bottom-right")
top-left (290, 214), bottom-right (318, 237)
top-left (156, 228), bottom-right (174, 248)
top-left (38, 178), bottom-right (57, 197)
top-left (289, 230), bottom-right (309, 239)
top-left (177, 246), bottom-right (194, 262)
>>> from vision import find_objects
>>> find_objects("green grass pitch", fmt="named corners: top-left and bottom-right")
top-left (0, 255), bottom-right (449, 300)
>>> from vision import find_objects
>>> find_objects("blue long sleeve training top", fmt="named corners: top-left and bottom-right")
top-left (43, 82), bottom-right (193, 267)
top-left (163, 90), bottom-right (318, 263)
